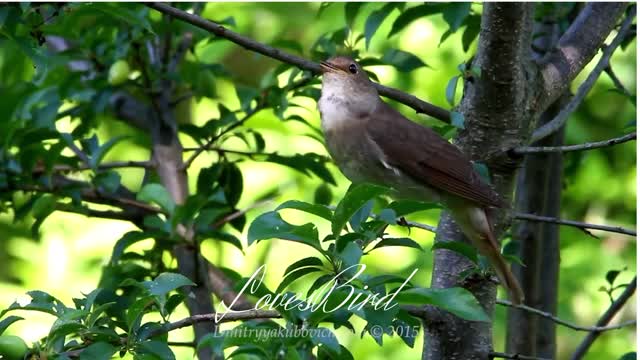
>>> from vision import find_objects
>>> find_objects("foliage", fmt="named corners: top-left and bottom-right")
top-left (0, 2), bottom-right (635, 360)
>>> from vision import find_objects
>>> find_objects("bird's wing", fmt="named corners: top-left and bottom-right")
top-left (366, 102), bottom-right (505, 208)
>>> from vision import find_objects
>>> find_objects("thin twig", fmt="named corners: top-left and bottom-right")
top-left (182, 106), bottom-right (262, 170)
top-left (36, 160), bottom-right (153, 173)
top-left (531, 7), bottom-right (636, 142)
top-left (515, 132), bottom-right (636, 154)
top-left (168, 32), bottom-right (193, 73)
top-left (570, 276), bottom-right (637, 360)
top-left (497, 299), bottom-right (636, 332)
top-left (489, 351), bottom-right (551, 360)
top-left (513, 212), bottom-right (636, 236)
top-left (168, 341), bottom-right (196, 347)
top-left (212, 199), bottom-right (274, 228)
top-left (146, 309), bottom-right (282, 339)
top-left (145, 2), bottom-right (451, 122)
top-left (170, 91), bottom-right (194, 107)
top-left (605, 65), bottom-right (633, 98)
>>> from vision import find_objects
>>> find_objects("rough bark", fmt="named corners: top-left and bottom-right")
top-left (538, 3), bottom-right (627, 109)
top-left (423, 4), bottom-right (536, 360)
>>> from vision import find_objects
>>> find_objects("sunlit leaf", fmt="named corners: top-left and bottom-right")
top-left (332, 183), bottom-right (388, 237)
top-left (396, 287), bottom-right (489, 322)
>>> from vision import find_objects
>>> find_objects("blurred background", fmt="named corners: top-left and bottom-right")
top-left (0, 3), bottom-right (636, 359)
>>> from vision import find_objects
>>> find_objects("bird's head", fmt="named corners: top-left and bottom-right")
top-left (319, 56), bottom-right (378, 106)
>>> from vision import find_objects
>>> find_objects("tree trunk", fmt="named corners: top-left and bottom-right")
top-left (507, 97), bottom-right (567, 357)
top-left (423, 4), bottom-right (536, 359)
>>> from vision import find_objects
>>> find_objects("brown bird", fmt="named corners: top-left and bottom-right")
top-left (317, 56), bottom-right (524, 305)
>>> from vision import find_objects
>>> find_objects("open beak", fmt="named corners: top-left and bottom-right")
top-left (320, 61), bottom-right (341, 74)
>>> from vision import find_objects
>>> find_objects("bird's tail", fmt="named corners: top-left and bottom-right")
top-left (480, 231), bottom-right (524, 305)
top-left (454, 206), bottom-right (525, 305)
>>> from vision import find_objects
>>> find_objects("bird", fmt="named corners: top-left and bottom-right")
top-left (317, 56), bottom-right (524, 305)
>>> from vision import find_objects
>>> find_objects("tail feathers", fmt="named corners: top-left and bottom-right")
top-left (458, 206), bottom-right (525, 305)
top-left (484, 248), bottom-right (524, 305)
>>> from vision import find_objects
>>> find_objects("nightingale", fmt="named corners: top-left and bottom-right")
top-left (317, 56), bottom-right (524, 305)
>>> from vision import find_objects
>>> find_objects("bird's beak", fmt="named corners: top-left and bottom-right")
top-left (320, 61), bottom-right (341, 74)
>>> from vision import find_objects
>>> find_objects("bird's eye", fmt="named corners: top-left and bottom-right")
top-left (348, 63), bottom-right (358, 74)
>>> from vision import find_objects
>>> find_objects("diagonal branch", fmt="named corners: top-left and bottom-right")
top-left (539, 2), bottom-right (628, 109)
top-left (605, 65), bottom-right (634, 98)
top-left (515, 132), bottom-right (636, 154)
top-left (145, 2), bottom-right (451, 122)
top-left (531, 6), bottom-right (635, 142)
top-left (570, 276), bottom-right (637, 360)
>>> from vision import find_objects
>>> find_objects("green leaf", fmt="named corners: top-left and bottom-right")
top-left (394, 310), bottom-right (421, 348)
top-left (396, 287), bottom-right (489, 322)
top-left (388, 4), bottom-right (444, 38)
top-left (348, 199), bottom-right (374, 232)
top-left (364, 3), bottom-right (399, 49)
top-left (432, 241), bottom-right (478, 264)
top-left (31, 194), bottom-right (56, 219)
top-left (378, 208), bottom-right (397, 224)
top-left (265, 153), bottom-right (335, 185)
top-left (136, 340), bottom-right (175, 360)
top-left (381, 49), bottom-right (428, 72)
top-left (311, 327), bottom-right (341, 353)
top-left (619, 352), bottom-right (637, 360)
top-left (88, 3), bottom-right (154, 34)
top-left (606, 269), bottom-right (622, 285)
top-left (371, 237), bottom-right (423, 252)
top-left (442, 3), bottom-right (471, 32)
top-left (284, 257), bottom-right (325, 276)
top-left (365, 274), bottom-right (412, 288)
top-left (93, 171), bottom-right (121, 194)
top-left (202, 230), bottom-right (244, 251)
top-left (277, 267), bottom-right (322, 293)
top-left (450, 111), bottom-right (465, 129)
top-left (332, 183), bottom-right (388, 237)
top-left (248, 212), bottom-right (322, 252)
top-left (110, 231), bottom-right (154, 263)
top-left (345, 3), bottom-right (364, 28)
top-left (446, 75), bottom-right (460, 106)
top-left (137, 183), bottom-right (174, 214)
top-left (276, 200), bottom-right (333, 221)
top-left (197, 333), bottom-right (225, 358)
top-left (338, 242), bottom-right (363, 271)
top-left (314, 183), bottom-right (333, 206)
top-left (461, 15), bottom-right (481, 52)
top-left (143, 273), bottom-right (195, 297)
top-left (0, 316), bottom-right (23, 336)
top-left (80, 342), bottom-right (117, 360)
top-left (90, 136), bottom-right (128, 169)
top-left (307, 274), bottom-right (336, 297)
top-left (386, 200), bottom-right (440, 217)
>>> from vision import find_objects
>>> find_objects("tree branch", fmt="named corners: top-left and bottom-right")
top-left (539, 3), bottom-right (628, 108)
top-left (570, 276), bottom-right (637, 360)
top-left (497, 298), bottom-right (636, 332)
top-left (513, 212), bottom-right (636, 236)
top-left (531, 6), bottom-right (635, 142)
top-left (39, 160), bottom-right (153, 173)
top-left (146, 309), bottom-right (282, 339)
top-left (515, 132), bottom-right (636, 154)
top-left (605, 65), bottom-right (633, 98)
top-left (145, 2), bottom-right (451, 122)
top-left (183, 106), bottom-right (263, 170)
